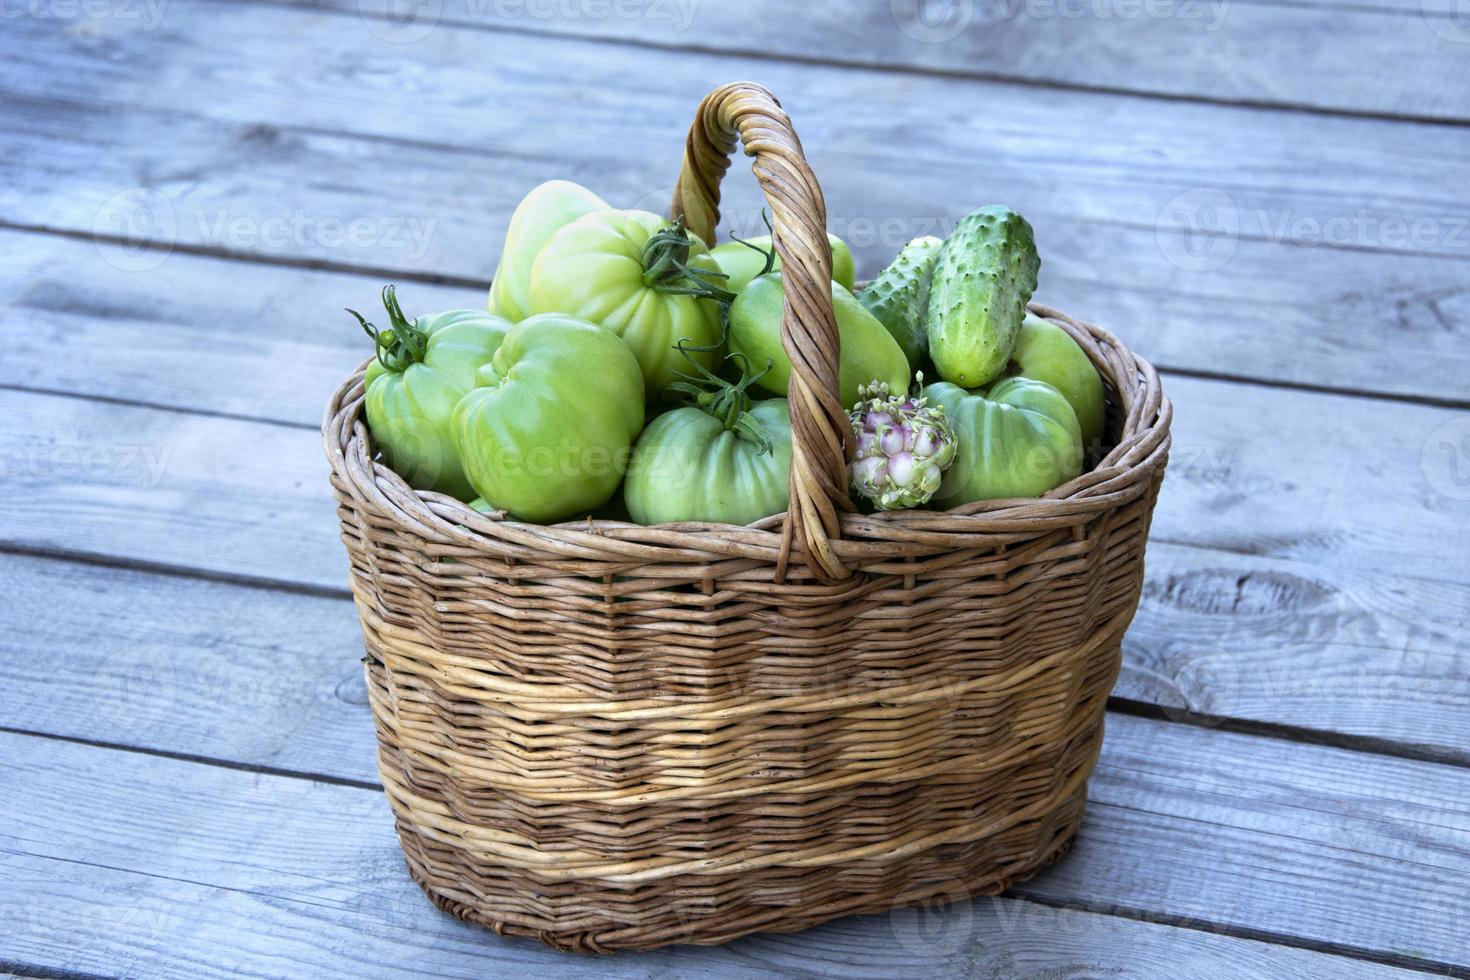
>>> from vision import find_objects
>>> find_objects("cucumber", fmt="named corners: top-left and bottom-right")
top-left (857, 235), bottom-right (942, 373)
top-left (926, 207), bottom-right (1039, 388)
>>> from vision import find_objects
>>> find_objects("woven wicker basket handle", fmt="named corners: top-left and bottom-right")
top-left (672, 82), bottom-right (853, 581)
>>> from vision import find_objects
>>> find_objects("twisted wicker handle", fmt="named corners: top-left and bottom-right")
top-left (672, 82), bottom-right (853, 581)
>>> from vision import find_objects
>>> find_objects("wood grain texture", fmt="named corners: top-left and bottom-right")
top-left (4, 11), bottom-right (1470, 401)
top-left (3, 513), bottom-right (1466, 782)
top-left (1123, 546), bottom-right (1470, 759)
top-left (0, 552), bottom-right (378, 780)
top-left (0, 231), bottom-right (467, 427)
top-left (242, 0), bottom-right (1470, 122)
top-left (1, 335), bottom-right (1466, 756)
top-left (1013, 714), bottom-right (1470, 966)
top-left (0, 723), bottom-right (1458, 976)
top-left (3, 352), bottom-right (1467, 591)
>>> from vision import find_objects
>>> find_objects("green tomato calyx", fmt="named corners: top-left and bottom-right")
top-left (725, 208), bottom-right (778, 279)
top-left (640, 216), bottom-right (738, 305)
top-left (668, 337), bottom-right (775, 456)
top-left (348, 285), bottom-right (431, 374)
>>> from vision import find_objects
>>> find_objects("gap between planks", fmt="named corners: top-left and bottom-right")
top-left (214, 0), bottom-right (1470, 129)
top-left (2, 722), bottom-right (1466, 977)
top-left (3, 539), bottom-right (1468, 773)
top-left (4, 221), bottom-right (1466, 414)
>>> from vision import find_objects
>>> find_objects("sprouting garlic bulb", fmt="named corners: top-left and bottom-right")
top-left (849, 380), bottom-right (958, 511)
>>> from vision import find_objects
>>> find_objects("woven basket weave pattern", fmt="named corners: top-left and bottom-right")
top-left (324, 82), bottom-right (1171, 952)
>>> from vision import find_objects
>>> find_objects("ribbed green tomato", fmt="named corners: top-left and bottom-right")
top-left (488, 180), bottom-right (608, 322)
top-left (352, 288), bottom-right (511, 502)
top-left (526, 209), bottom-right (725, 395)
top-left (452, 314), bottom-right (644, 523)
top-left (624, 399), bottom-right (792, 525)
top-left (708, 232), bottom-right (856, 294)
top-left (730, 272), bottom-right (910, 410)
top-left (926, 377), bottom-right (1083, 505)
top-left (1007, 312), bottom-right (1106, 454)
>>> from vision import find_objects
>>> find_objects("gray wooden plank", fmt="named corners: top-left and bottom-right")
top-left (245, 0), bottom-right (1470, 122)
top-left (0, 239), bottom-right (1466, 755)
top-left (1122, 545), bottom-right (1470, 758)
top-left (0, 231), bottom-right (466, 428)
top-left (1012, 714), bottom-right (1470, 966)
top-left (4, 530), bottom-right (1467, 780)
top-left (4, 12), bottom-right (1470, 401)
top-left (0, 727), bottom-right (1452, 977)
top-left (0, 553), bottom-right (377, 781)
top-left (2, 357), bottom-right (1466, 592)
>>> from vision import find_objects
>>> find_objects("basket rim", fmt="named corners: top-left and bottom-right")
top-left (322, 303), bottom-right (1171, 576)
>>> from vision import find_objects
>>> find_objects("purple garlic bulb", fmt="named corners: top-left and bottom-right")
top-left (849, 380), bottom-right (958, 511)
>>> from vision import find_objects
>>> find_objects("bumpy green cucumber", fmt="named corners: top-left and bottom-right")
top-left (857, 235), bottom-right (942, 372)
top-left (926, 207), bottom-right (1039, 388)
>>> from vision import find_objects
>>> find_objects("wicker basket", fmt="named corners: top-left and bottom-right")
top-left (323, 81), bottom-right (1171, 953)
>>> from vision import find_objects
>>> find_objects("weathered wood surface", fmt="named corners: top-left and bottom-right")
top-left (5, 12), bottom-right (1470, 402)
top-left (3, 0), bottom-right (1469, 975)
top-left (251, 0), bottom-right (1470, 122)
top-left (4, 364), bottom-right (1467, 593)
top-left (1, 724), bottom-right (1459, 977)
top-left (5, 519), bottom-right (1469, 776)
top-left (2, 244), bottom-right (1468, 757)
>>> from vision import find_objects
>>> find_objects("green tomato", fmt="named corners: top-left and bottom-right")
top-left (708, 232), bottom-right (856, 294)
top-left (624, 399), bottom-right (792, 525)
top-left (1006, 312), bottom-right (1106, 454)
top-left (730, 272), bottom-right (910, 410)
top-left (353, 289), bottom-right (511, 501)
top-left (452, 313), bottom-right (644, 523)
top-left (526, 209), bottom-right (724, 395)
top-left (488, 180), bottom-right (609, 322)
top-left (926, 377), bottom-right (1083, 505)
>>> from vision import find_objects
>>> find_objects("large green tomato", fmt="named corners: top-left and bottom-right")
top-left (488, 180), bottom-right (609, 322)
top-left (730, 272), bottom-right (910, 410)
top-left (1007, 312), bottom-right (1106, 453)
top-left (926, 377), bottom-right (1083, 505)
top-left (624, 399), bottom-right (792, 525)
top-left (708, 232), bottom-right (856, 294)
top-left (526, 209), bottom-right (725, 394)
top-left (352, 287), bottom-right (511, 501)
top-left (452, 314), bottom-right (644, 523)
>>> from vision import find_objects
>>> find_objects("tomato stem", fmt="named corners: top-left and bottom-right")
top-left (669, 329), bottom-right (775, 455)
top-left (641, 216), bottom-right (738, 305)
top-left (347, 285), bottom-right (432, 374)
top-left (727, 209), bottom-right (778, 278)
